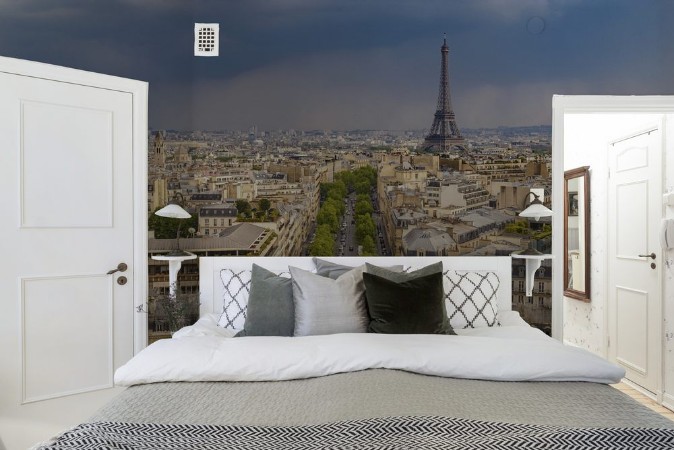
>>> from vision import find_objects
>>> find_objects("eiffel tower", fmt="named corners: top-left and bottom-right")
top-left (423, 36), bottom-right (465, 153)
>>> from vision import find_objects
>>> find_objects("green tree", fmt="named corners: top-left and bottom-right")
top-left (316, 203), bottom-right (339, 234)
top-left (235, 199), bottom-right (252, 217)
top-left (355, 214), bottom-right (376, 244)
top-left (324, 197), bottom-right (345, 217)
top-left (327, 181), bottom-right (347, 199)
top-left (504, 220), bottom-right (530, 235)
top-left (258, 198), bottom-right (271, 218)
top-left (354, 166), bottom-right (376, 187)
top-left (309, 225), bottom-right (335, 256)
top-left (354, 180), bottom-right (370, 195)
top-left (532, 224), bottom-right (552, 240)
top-left (355, 200), bottom-right (373, 216)
top-left (320, 183), bottom-right (331, 200)
top-left (148, 208), bottom-right (198, 239)
top-left (361, 235), bottom-right (376, 255)
top-left (336, 171), bottom-right (355, 191)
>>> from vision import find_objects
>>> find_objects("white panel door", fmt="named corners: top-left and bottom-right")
top-left (0, 62), bottom-right (143, 449)
top-left (608, 126), bottom-right (663, 394)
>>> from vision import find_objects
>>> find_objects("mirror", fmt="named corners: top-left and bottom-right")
top-left (564, 166), bottom-right (591, 301)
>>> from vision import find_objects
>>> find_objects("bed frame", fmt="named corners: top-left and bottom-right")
top-left (198, 256), bottom-right (513, 317)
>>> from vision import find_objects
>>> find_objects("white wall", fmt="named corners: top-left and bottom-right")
top-left (559, 111), bottom-right (674, 406)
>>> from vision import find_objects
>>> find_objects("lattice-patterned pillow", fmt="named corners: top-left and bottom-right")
top-left (444, 271), bottom-right (500, 329)
top-left (217, 268), bottom-right (290, 330)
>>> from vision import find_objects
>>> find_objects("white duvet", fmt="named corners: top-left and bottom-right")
top-left (115, 315), bottom-right (624, 386)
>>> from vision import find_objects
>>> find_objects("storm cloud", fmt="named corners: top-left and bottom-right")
top-left (1, 0), bottom-right (672, 130)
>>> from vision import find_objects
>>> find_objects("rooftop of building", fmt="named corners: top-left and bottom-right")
top-left (149, 223), bottom-right (269, 253)
top-left (218, 222), bottom-right (270, 247)
top-left (460, 207), bottom-right (516, 227)
top-left (403, 227), bottom-right (456, 252)
top-left (392, 208), bottom-right (428, 222)
top-left (465, 241), bottom-right (521, 256)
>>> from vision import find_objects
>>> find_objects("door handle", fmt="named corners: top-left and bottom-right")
top-left (107, 263), bottom-right (128, 275)
top-left (637, 253), bottom-right (656, 260)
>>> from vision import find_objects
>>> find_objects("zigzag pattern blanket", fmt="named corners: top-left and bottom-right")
top-left (37, 416), bottom-right (674, 449)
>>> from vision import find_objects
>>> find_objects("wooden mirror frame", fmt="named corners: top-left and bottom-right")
top-left (564, 166), bottom-right (591, 301)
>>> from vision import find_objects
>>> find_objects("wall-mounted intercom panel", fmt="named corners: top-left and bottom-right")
top-left (664, 192), bottom-right (674, 207)
top-left (195, 23), bottom-right (219, 57)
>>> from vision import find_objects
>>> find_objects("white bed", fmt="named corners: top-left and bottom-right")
top-left (37, 256), bottom-right (674, 449)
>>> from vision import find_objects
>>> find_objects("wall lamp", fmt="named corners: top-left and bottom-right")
top-left (155, 200), bottom-right (192, 257)
top-left (515, 191), bottom-right (553, 256)
top-left (519, 191), bottom-right (553, 222)
top-left (511, 190), bottom-right (554, 297)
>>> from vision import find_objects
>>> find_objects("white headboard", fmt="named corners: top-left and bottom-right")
top-left (199, 256), bottom-right (513, 317)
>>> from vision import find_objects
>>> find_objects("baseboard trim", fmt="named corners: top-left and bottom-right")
top-left (621, 378), bottom-right (659, 401)
top-left (663, 393), bottom-right (674, 412)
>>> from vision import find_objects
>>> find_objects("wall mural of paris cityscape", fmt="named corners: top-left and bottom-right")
top-left (2, 0), bottom-right (672, 338)
top-left (145, 34), bottom-right (554, 337)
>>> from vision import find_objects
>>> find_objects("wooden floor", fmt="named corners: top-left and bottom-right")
top-left (611, 382), bottom-right (674, 422)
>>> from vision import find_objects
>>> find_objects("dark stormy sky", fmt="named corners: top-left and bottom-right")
top-left (1, 0), bottom-right (673, 131)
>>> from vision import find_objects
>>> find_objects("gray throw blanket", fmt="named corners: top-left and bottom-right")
top-left (36, 416), bottom-right (674, 449)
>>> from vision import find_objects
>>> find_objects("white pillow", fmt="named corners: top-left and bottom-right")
top-left (217, 268), bottom-right (290, 330)
top-left (217, 268), bottom-right (251, 330)
top-left (444, 270), bottom-right (500, 329)
top-left (290, 265), bottom-right (369, 336)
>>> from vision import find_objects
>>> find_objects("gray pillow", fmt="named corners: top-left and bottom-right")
top-left (290, 265), bottom-right (369, 336)
top-left (314, 258), bottom-right (404, 280)
top-left (236, 264), bottom-right (294, 337)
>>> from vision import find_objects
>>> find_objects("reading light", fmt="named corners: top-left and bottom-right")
top-left (155, 200), bottom-right (192, 257)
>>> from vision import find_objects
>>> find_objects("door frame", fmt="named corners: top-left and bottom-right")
top-left (0, 56), bottom-right (149, 353)
top-left (552, 95), bottom-right (672, 399)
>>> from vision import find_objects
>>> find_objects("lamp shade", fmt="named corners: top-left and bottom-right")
top-left (519, 202), bottom-right (553, 221)
top-left (155, 204), bottom-right (191, 219)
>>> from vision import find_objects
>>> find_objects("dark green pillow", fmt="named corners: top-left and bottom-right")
top-left (363, 271), bottom-right (454, 335)
top-left (236, 264), bottom-right (294, 337)
top-left (365, 261), bottom-right (443, 282)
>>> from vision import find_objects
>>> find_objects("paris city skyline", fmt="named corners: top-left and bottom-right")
top-left (0, 0), bottom-right (672, 132)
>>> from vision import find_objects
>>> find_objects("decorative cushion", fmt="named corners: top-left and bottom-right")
top-left (290, 265), bottom-right (369, 336)
top-left (363, 271), bottom-right (452, 335)
top-left (314, 258), bottom-right (404, 280)
top-left (217, 267), bottom-right (290, 330)
top-left (444, 271), bottom-right (500, 329)
top-left (236, 264), bottom-right (294, 337)
top-left (365, 261), bottom-right (443, 281)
